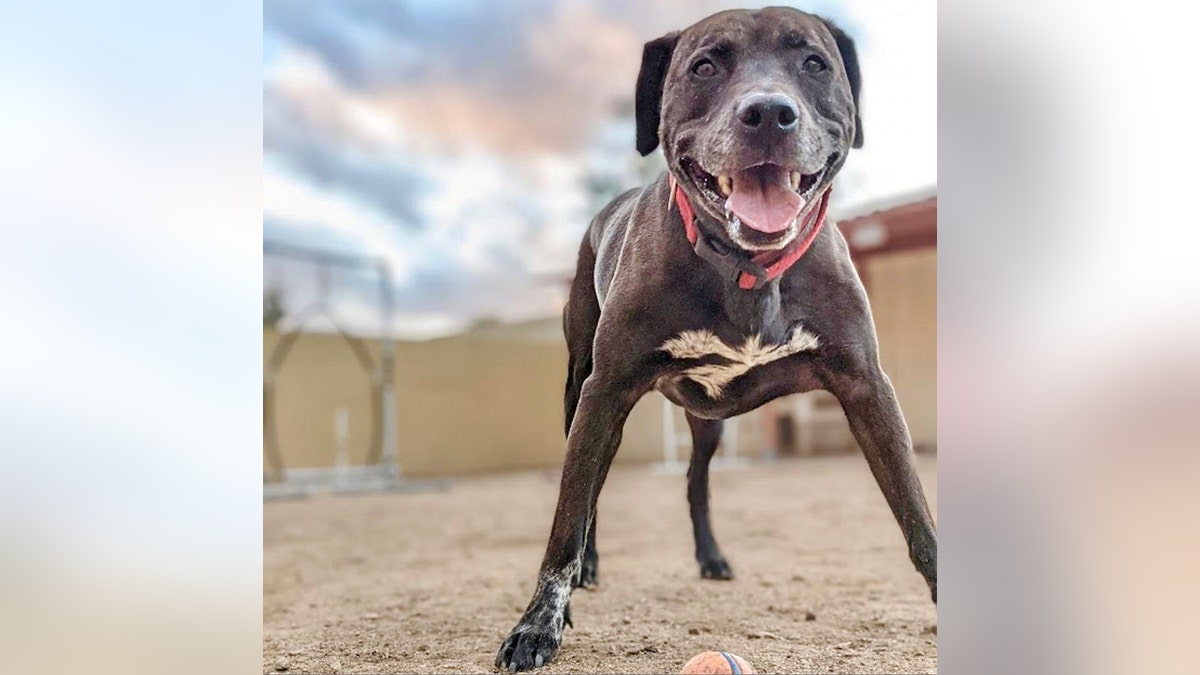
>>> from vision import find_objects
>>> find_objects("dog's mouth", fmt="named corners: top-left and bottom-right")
top-left (681, 155), bottom-right (836, 249)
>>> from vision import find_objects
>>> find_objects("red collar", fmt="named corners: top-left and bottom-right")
top-left (669, 174), bottom-right (831, 290)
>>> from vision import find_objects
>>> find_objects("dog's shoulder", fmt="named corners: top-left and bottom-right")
top-left (586, 186), bottom-right (642, 254)
top-left (587, 176), bottom-right (676, 302)
top-left (587, 177), bottom-right (671, 249)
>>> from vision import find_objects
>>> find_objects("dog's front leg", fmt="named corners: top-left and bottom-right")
top-left (496, 374), bottom-right (642, 672)
top-left (829, 362), bottom-right (937, 603)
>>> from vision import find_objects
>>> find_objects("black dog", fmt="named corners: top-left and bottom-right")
top-left (496, 7), bottom-right (936, 671)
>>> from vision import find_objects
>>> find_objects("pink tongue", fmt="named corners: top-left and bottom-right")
top-left (725, 168), bottom-right (805, 233)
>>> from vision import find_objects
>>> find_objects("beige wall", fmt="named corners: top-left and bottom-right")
top-left (265, 327), bottom-right (570, 477)
top-left (264, 327), bottom-right (774, 477)
top-left (393, 334), bottom-right (568, 475)
top-left (265, 247), bottom-right (935, 476)
top-left (265, 331), bottom-right (378, 469)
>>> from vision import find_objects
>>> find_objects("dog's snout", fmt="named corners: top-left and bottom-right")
top-left (736, 93), bottom-right (799, 131)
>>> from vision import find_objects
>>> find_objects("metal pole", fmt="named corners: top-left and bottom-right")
top-left (662, 398), bottom-right (677, 466)
top-left (377, 259), bottom-right (399, 482)
top-left (724, 417), bottom-right (739, 460)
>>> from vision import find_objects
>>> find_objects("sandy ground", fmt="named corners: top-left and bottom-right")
top-left (264, 454), bottom-right (937, 674)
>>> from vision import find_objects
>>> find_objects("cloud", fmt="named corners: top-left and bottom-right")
top-left (264, 48), bottom-right (426, 229)
top-left (263, 165), bottom-right (416, 276)
top-left (264, 147), bottom-right (588, 339)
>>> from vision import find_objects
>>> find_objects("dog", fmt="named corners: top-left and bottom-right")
top-left (496, 7), bottom-right (936, 671)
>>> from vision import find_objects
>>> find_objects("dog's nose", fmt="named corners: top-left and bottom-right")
top-left (736, 93), bottom-right (799, 131)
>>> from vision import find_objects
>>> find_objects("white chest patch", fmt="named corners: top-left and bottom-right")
top-left (660, 327), bottom-right (820, 399)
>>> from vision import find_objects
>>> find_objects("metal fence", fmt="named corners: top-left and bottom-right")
top-left (262, 241), bottom-right (399, 499)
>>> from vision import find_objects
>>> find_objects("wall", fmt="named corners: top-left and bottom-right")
top-left (264, 323), bottom-right (775, 477)
top-left (265, 330), bottom-right (377, 470)
top-left (264, 246), bottom-right (936, 477)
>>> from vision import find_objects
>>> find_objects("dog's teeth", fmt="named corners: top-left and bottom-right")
top-left (718, 175), bottom-right (732, 197)
top-left (789, 171), bottom-right (802, 191)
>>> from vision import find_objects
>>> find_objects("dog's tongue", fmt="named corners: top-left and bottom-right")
top-left (726, 165), bottom-right (804, 233)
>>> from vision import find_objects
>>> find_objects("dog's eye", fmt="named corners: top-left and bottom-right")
top-left (691, 59), bottom-right (717, 78)
top-left (803, 55), bottom-right (827, 73)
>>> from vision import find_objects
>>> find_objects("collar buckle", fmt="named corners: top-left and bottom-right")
top-left (693, 235), bottom-right (769, 290)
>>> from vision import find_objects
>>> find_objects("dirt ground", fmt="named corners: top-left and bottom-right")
top-left (264, 454), bottom-right (937, 674)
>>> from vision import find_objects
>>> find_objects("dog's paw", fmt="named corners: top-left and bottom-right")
top-left (495, 621), bottom-right (563, 672)
top-left (698, 556), bottom-right (735, 580)
top-left (577, 553), bottom-right (599, 589)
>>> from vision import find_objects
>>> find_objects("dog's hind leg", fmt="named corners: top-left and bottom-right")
top-left (686, 413), bottom-right (734, 580)
top-left (563, 240), bottom-right (602, 588)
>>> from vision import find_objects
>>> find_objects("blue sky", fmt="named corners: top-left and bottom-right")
top-left (263, 0), bottom-right (936, 339)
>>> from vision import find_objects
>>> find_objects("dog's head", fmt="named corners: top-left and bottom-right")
top-left (636, 8), bottom-right (862, 252)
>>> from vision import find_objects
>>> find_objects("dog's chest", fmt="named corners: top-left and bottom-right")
top-left (657, 325), bottom-right (820, 400)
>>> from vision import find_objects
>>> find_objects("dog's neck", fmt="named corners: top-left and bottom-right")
top-left (669, 176), bottom-right (817, 343)
top-left (721, 278), bottom-right (788, 343)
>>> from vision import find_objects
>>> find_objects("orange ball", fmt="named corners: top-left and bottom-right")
top-left (680, 651), bottom-right (756, 674)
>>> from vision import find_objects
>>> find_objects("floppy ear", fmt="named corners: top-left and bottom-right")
top-left (634, 32), bottom-right (680, 156)
top-left (820, 19), bottom-right (863, 148)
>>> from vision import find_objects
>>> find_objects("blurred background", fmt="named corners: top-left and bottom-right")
top-left (262, 0), bottom-right (936, 490)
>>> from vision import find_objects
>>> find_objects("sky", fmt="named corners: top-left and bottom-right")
top-left (263, 0), bottom-right (937, 339)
